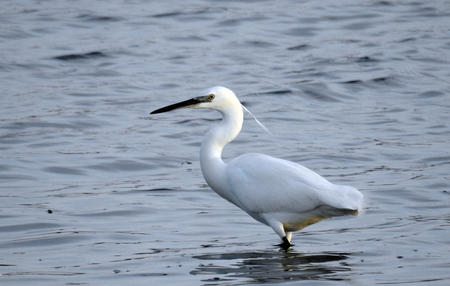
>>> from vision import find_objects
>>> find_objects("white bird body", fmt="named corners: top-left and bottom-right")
top-left (151, 86), bottom-right (363, 247)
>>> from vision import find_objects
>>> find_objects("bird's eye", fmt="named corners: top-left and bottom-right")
top-left (208, 94), bottom-right (215, 101)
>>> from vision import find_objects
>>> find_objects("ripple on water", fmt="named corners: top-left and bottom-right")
top-left (42, 166), bottom-right (86, 176)
top-left (52, 51), bottom-right (108, 61)
top-left (417, 90), bottom-right (445, 98)
top-left (0, 223), bottom-right (60, 233)
top-left (87, 159), bottom-right (154, 172)
top-left (72, 209), bottom-right (150, 217)
top-left (0, 232), bottom-right (89, 249)
top-left (299, 83), bottom-right (342, 102)
top-left (76, 14), bottom-right (123, 22)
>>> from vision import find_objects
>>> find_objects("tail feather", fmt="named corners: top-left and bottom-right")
top-left (318, 205), bottom-right (359, 218)
top-left (320, 185), bottom-right (363, 213)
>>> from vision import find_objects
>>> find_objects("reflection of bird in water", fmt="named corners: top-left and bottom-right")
top-left (192, 250), bottom-right (351, 283)
top-left (151, 86), bottom-right (363, 248)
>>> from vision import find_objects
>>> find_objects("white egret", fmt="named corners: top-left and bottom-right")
top-left (151, 86), bottom-right (363, 248)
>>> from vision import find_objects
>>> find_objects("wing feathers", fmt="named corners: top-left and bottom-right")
top-left (226, 153), bottom-right (363, 215)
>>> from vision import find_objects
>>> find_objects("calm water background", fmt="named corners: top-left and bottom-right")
top-left (1, 0), bottom-right (449, 285)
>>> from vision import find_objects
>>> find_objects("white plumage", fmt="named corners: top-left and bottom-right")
top-left (151, 86), bottom-right (363, 248)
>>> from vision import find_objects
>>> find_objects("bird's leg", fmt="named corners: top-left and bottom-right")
top-left (285, 232), bottom-right (292, 242)
top-left (278, 231), bottom-right (293, 250)
top-left (278, 236), bottom-right (292, 250)
top-left (263, 216), bottom-right (294, 249)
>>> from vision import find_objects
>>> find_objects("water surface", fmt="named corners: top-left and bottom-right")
top-left (1, 0), bottom-right (449, 285)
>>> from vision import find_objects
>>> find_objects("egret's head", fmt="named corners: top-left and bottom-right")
top-left (151, 86), bottom-right (240, 114)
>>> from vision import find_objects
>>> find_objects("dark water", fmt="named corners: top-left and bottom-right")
top-left (1, 0), bottom-right (450, 285)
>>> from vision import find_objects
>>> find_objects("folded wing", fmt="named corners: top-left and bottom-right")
top-left (226, 153), bottom-right (363, 217)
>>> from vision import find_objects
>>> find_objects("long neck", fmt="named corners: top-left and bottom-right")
top-left (200, 104), bottom-right (243, 202)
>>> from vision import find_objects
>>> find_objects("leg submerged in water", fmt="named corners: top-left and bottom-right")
top-left (263, 216), bottom-right (295, 249)
top-left (278, 236), bottom-right (292, 250)
top-left (278, 232), bottom-right (293, 250)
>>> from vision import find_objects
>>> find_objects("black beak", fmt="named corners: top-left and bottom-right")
top-left (150, 97), bottom-right (201, 114)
